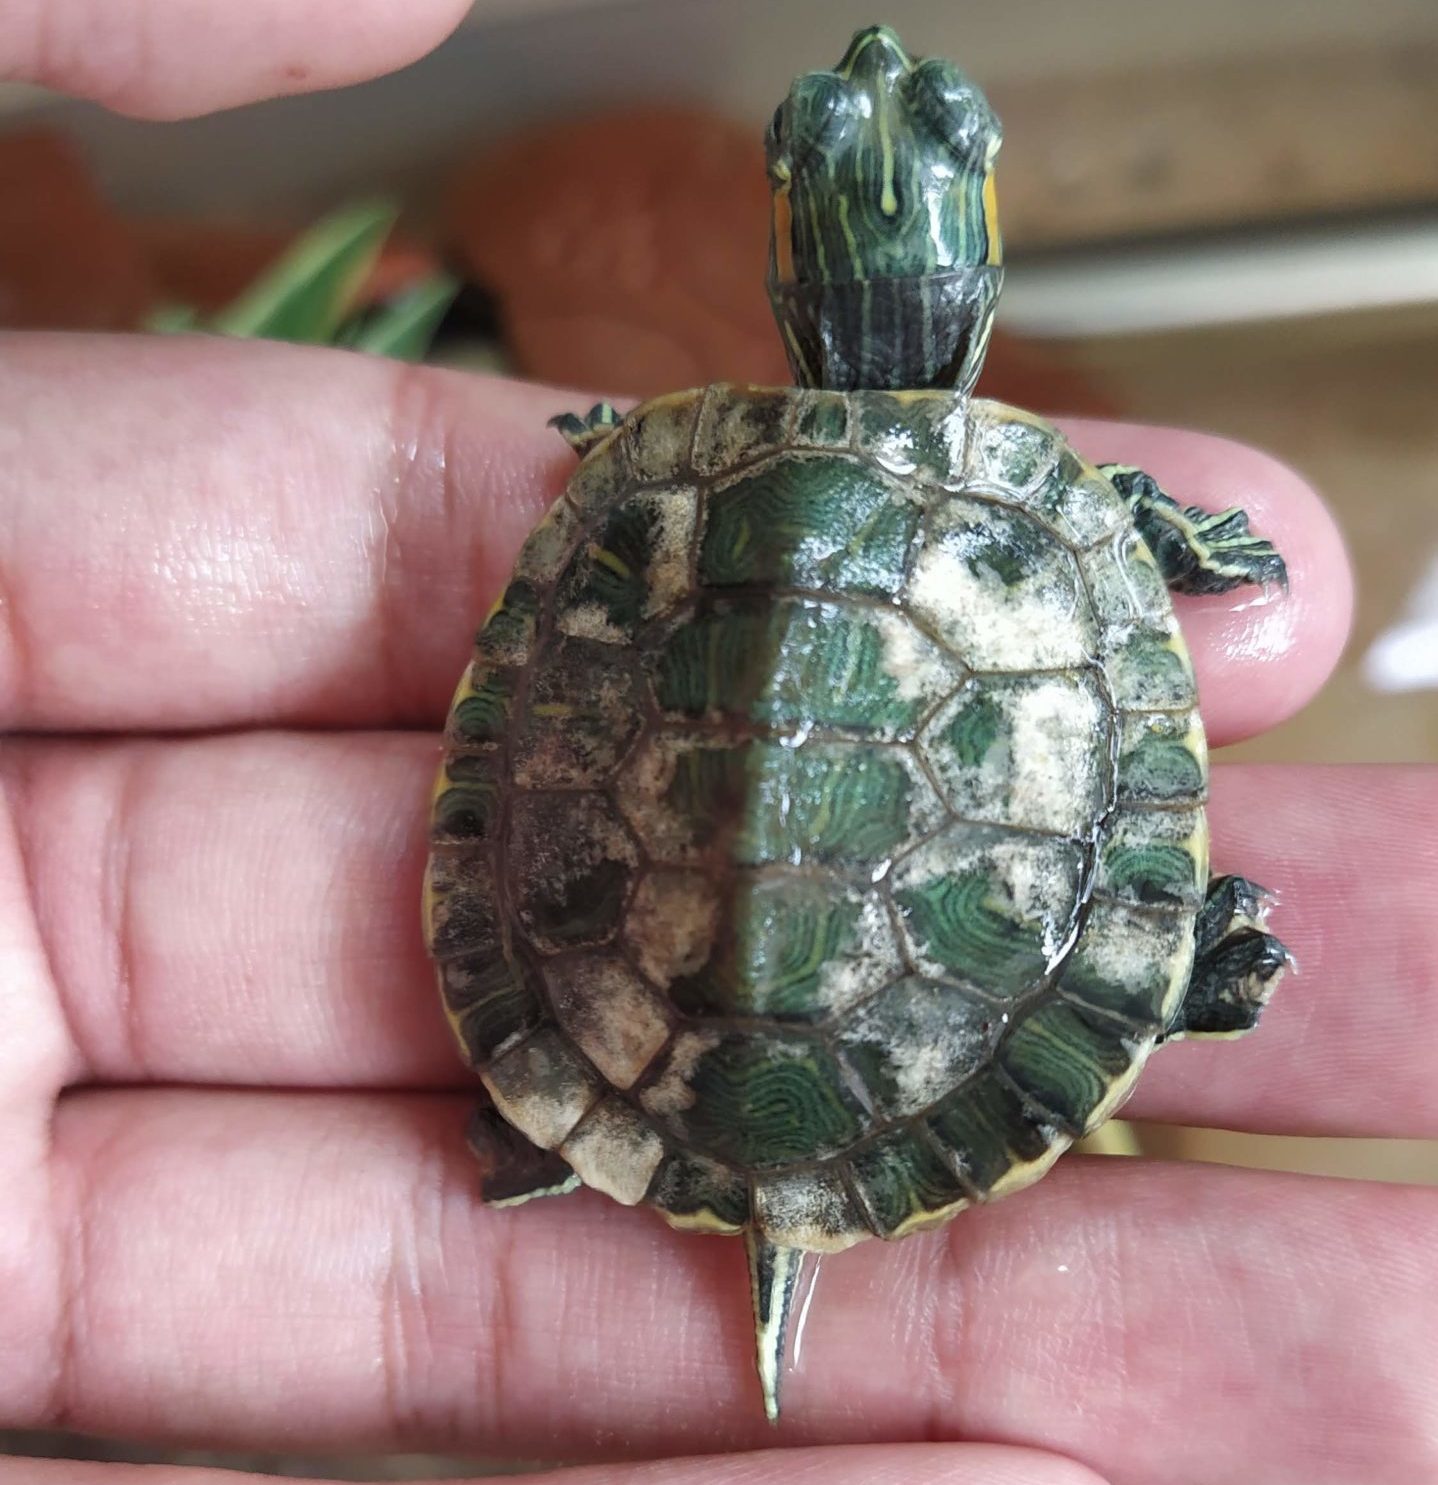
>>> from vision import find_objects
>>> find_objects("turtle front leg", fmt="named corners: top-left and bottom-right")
top-left (1168, 874), bottom-right (1293, 1040)
top-left (467, 1102), bottom-right (581, 1206)
top-left (548, 402), bottom-right (623, 457)
top-left (1100, 464), bottom-right (1287, 595)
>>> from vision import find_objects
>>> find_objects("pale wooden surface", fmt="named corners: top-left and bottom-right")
top-left (993, 44), bottom-right (1438, 249)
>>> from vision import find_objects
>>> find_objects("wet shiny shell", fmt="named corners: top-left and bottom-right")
top-left (423, 384), bottom-right (1208, 1252)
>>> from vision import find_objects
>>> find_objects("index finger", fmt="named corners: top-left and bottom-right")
top-left (1, 0), bottom-right (467, 119)
top-left (0, 334), bottom-right (1349, 744)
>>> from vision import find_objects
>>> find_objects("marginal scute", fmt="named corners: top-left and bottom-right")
top-left (547, 952), bottom-right (672, 1089)
top-left (512, 637), bottom-right (645, 788)
top-left (670, 872), bottom-right (901, 1021)
top-left (848, 1126), bottom-right (970, 1237)
top-left (1097, 805), bottom-right (1208, 909)
top-left (561, 1096), bottom-right (666, 1205)
top-left (926, 1071), bottom-right (1067, 1198)
top-left (853, 389), bottom-right (967, 483)
top-left (509, 792), bottom-right (640, 953)
top-left (890, 823), bottom-right (1086, 996)
top-left (964, 401), bottom-right (1061, 493)
top-left (1058, 898), bottom-right (1194, 1029)
top-left (790, 389), bottom-right (850, 449)
top-left (441, 951), bottom-right (545, 1068)
top-left (836, 976), bottom-right (994, 1118)
top-left (447, 663), bottom-right (516, 747)
top-left (1028, 454), bottom-right (1128, 548)
top-left (566, 435), bottom-right (630, 514)
top-left (649, 1150), bottom-right (751, 1233)
top-left (918, 671), bottom-right (1113, 837)
top-left (431, 754), bottom-right (502, 846)
top-left (1081, 529), bottom-right (1171, 627)
top-left (641, 1029), bottom-right (870, 1169)
top-left (474, 578), bottom-right (540, 668)
top-left (906, 497), bottom-right (1098, 672)
top-left (483, 1026), bottom-right (603, 1151)
top-left (753, 1166), bottom-right (867, 1252)
top-left (691, 384), bottom-right (794, 473)
top-left (513, 494), bottom-right (585, 586)
top-left (622, 391), bottom-right (703, 484)
top-left (998, 1000), bottom-right (1141, 1135)
top-left (423, 850), bottom-right (502, 962)
top-left (1102, 623), bottom-right (1198, 712)
top-left (1116, 710), bottom-right (1208, 804)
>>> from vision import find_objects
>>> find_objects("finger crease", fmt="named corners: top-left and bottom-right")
top-left (101, 752), bottom-right (146, 1078)
top-left (383, 362), bottom-right (458, 725)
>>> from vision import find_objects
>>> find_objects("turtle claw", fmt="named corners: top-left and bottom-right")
top-left (1170, 875), bottom-right (1294, 1040)
top-left (549, 402), bottom-right (623, 457)
top-left (1101, 463), bottom-right (1288, 596)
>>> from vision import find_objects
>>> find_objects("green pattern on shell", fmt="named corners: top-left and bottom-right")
top-left (424, 384), bottom-right (1208, 1250)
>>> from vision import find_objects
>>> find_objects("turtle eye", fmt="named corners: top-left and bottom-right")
top-left (908, 57), bottom-right (1001, 166)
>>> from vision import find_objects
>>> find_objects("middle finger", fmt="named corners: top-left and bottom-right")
top-left (7, 731), bottom-right (1435, 1140)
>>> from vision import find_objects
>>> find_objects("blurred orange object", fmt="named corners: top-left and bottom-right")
top-left (0, 130), bottom-right (155, 330)
top-left (449, 105), bottom-right (789, 395)
top-left (448, 104), bottom-right (1113, 415)
top-left (136, 218), bottom-right (441, 314)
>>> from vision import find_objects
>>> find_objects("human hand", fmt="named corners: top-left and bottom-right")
top-left (3, 8), bottom-right (1435, 1485)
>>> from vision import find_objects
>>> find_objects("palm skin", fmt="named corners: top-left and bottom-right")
top-left (2, 10), bottom-right (1436, 1485)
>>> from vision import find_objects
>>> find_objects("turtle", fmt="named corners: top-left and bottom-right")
top-left (421, 23), bottom-right (1293, 1423)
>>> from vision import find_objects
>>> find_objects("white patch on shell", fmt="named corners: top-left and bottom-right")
top-left (840, 979), bottom-right (992, 1117)
top-left (906, 502), bottom-right (1096, 672)
top-left (625, 870), bottom-right (721, 986)
top-left (813, 889), bottom-right (903, 1017)
top-left (892, 823), bottom-right (1085, 981)
top-left (561, 1097), bottom-right (666, 1206)
top-left (1062, 900), bottom-right (1195, 1029)
top-left (513, 496), bottom-right (583, 584)
top-left (638, 486), bottom-right (699, 617)
top-left (753, 1168), bottom-right (867, 1253)
top-left (613, 735), bottom-right (687, 862)
top-left (1050, 469), bottom-right (1128, 548)
top-left (548, 955), bottom-right (672, 1090)
top-left (922, 675), bottom-right (1108, 837)
top-left (556, 602), bottom-right (626, 645)
top-left (482, 1029), bottom-right (601, 1151)
top-left (873, 606), bottom-right (963, 704)
top-left (639, 1029), bottom-right (721, 1118)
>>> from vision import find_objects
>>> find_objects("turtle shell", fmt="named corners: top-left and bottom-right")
top-left (423, 384), bottom-right (1208, 1252)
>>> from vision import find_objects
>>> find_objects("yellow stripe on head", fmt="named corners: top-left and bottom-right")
top-left (983, 168), bottom-right (1002, 265)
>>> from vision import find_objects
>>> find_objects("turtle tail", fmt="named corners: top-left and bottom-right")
top-left (745, 1231), bottom-right (805, 1423)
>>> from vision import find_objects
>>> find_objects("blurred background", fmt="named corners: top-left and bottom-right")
top-left (3, 0), bottom-right (1436, 1474)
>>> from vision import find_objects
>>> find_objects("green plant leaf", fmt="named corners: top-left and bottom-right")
top-left (208, 200), bottom-right (398, 343)
top-left (142, 303), bottom-right (202, 334)
top-left (345, 273), bottom-right (460, 361)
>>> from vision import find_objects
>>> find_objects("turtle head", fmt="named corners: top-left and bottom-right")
top-left (766, 25), bottom-right (1003, 393)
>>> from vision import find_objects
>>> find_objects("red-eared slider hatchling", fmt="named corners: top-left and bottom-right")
top-left (422, 23), bottom-right (1293, 1422)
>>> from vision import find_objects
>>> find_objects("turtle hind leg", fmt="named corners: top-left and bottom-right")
top-left (1100, 463), bottom-right (1288, 595)
top-left (1169, 874), bottom-right (1294, 1040)
top-left (548, 402), bottom-right (623, 457)
top-left (466, 1103), bottom-right (580, 1207)
top-left (745, 1232), bottom-right (806, 1424)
